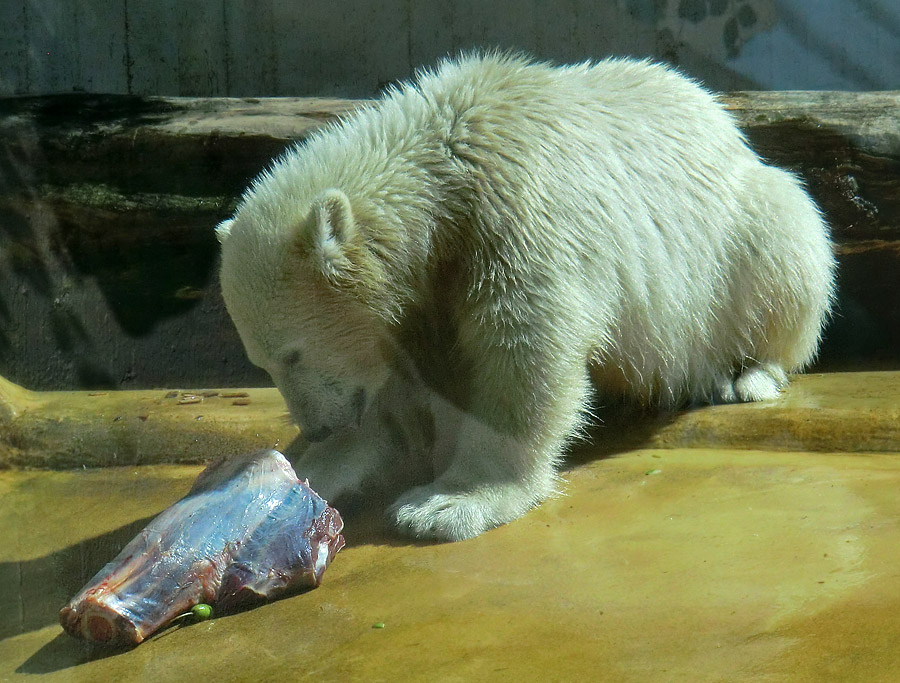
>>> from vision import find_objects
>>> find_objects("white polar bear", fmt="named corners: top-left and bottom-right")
top-left (217, 53), bottom-right (835, 541)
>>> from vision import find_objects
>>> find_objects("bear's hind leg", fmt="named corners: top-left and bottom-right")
top-left (713, 164), bottom-right (834, 405)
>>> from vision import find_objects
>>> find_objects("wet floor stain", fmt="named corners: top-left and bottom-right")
top-left (2, 449), bottom-right (899, 682)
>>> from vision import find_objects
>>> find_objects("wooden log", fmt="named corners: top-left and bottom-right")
top-left (2, 371), bottom-right (898, 469)
top-left (3, 92), bottom-right (896, 240)
top-left (724, 91), bottom-right (900, 244)
top-left (0, 374), bottom-right (298, 469)
top-left (0, 92), bottom-right (898, 392)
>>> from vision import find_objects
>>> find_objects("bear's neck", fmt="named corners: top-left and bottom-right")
top-left (332, 91), bottom-right (467, 322)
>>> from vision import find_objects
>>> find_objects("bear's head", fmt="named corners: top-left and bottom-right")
top-left (217, 188), bottom-right (395, 443)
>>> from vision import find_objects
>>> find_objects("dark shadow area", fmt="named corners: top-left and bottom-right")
top-left (17, 633), bottom-right (136, 675)
top-left (332, 496), bottom-right (447, 550)
top-left (0, 95), bottom-right (178, 131)
top-left (815, 274), bottom-right (899, 371)
top-left (0, 94), bottom-right (290, 390)
top-left (565, 408), bottom-right (682, 468)
top-left (0, 515), bottom-right (156, 644)
top-left (0, 204), bottom-right (54, 298)
top-left (55, 211), bottom-right (223, 337)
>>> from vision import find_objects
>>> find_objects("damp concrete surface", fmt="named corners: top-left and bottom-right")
top-left (3, 445), bottom-right (900, 682)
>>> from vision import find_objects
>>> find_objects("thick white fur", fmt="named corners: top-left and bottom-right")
top-left (218, 53), bottom-right (836, 541)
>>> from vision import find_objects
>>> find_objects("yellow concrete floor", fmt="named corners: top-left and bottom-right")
top-left (3, 441), bottom-right (900, 681)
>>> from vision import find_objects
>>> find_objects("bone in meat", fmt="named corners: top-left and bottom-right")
top-left (59, 449), bottom-right (345, 644)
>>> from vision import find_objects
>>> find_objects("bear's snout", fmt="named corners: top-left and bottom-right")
top-left (300, 387), bottom-right (366, 443)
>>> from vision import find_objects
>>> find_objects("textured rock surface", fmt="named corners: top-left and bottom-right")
top-left (1, 370), bottom-right (899, 679)
top-left (2, 372), bottom-right (898, 468)
top-left (3, 446), bottom-right (899, 681)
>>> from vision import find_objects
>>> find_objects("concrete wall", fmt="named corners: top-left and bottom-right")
top-left (2, 0), bottom-right (899, 99)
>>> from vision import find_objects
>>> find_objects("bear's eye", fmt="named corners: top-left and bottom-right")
top-left (281, 350), bottom-right (302, 368)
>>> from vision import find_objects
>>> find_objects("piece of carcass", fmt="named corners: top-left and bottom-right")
top-left (59, 449), bottom-right (345, 644)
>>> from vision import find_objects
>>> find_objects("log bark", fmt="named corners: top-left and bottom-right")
top-left (0, 92), bottom-right (898, 392)
top-left (0, 374), bottom-right (298, 469)
top-left (2, 371), bottom-right (898, 469)
top-left (4, 91), bottom-right (896, 241)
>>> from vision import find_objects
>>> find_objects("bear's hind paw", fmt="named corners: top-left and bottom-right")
top-left (715, 362), bottom-right (789, 404)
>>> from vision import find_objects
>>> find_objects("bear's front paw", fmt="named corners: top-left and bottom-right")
top-left (390, 485), bottom-right (495, 541)
top-left (389, 482), bottom-right (537, 541)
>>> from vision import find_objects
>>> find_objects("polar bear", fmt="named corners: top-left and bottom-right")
top-left (217, 53), bottom-right (835, 541)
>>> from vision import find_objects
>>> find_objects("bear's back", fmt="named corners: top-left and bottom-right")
top-left (401, 53), bottom-right (758, 288)
top-left (413, 53), bottom-right (752, 174)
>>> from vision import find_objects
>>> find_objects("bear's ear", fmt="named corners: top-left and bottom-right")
top-left (216, 218), bottom-right (234, 244)
top-left (307, 189), bottom-right (359, 284)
